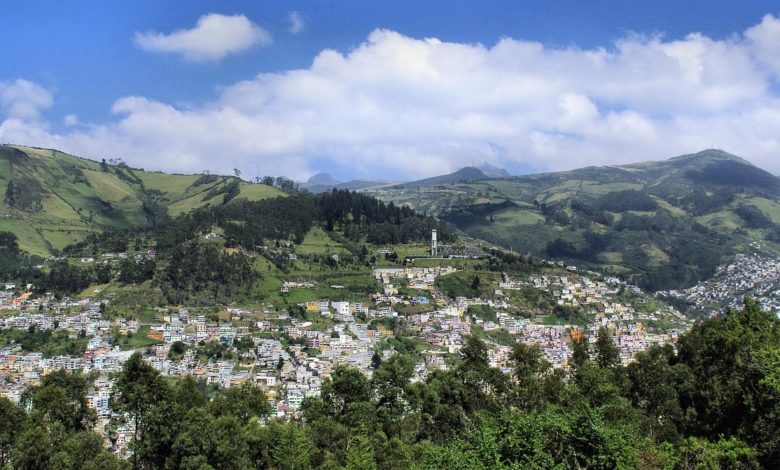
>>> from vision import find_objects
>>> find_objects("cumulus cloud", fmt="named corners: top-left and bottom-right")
top-left (288, 11), bottom-right (305, 35)
top-left (3, 15), bottom-right (780, 179)
top-left (63, 114), bottom-right (79, 126)
top-left (0, 79), bottom-right (53, 120)
top-left (135, 13), bottom-right (272, 62)
top-left (746, 14), bottom-right (780, 76)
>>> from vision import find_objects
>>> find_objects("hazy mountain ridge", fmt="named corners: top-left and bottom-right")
top-left (301, 172), bottom-right (396, 193)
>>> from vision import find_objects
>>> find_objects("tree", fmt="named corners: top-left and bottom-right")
top-left (111, 353), bottom-right (170, 469)
top-left (49, 431), bottom-right (125, 470)
top-left (270, 421), bottom-right (314, 470)
top-left (676, 298), bottom-right (780, 465)
top-left (174, 375), bottom-right (208, 410)
top-left (172, 413), bottom-right (251, 469)
top-left (0, 398), bottom-right (25, 467)
top-left (509, 342), bottom-right (550, 410)
top-left (323, 365), bottom-right (372, 416)
top-left (470, 275), bottom-right (481, 291)
top-left (626, 344), bottom-right (692, 442)
top-left (22, 370), bottom-right (96, 432)
top-left (11, 426), bottom-right (53, 470)
top-left (233, 168), bottom-right (241, 178)
top-left (570, 335), bottom-right (590, 372)
top-left (595, 326), bottom-right (620, 368)
top-left (372, 354), bottom-right (414, 435)
top-left (345, 435), bottom-right (377, 470)
top-left (209, 382), bottom-right (271, 424)
top-left (454, 335), bottom-right (509, 411)
top-left (371, 350), bottom-right (383, 370)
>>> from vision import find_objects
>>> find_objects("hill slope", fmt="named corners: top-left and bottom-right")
top-left (367, 150), bottom-right (780, 290)
top-left (0, 145), bottom-right (284, 255)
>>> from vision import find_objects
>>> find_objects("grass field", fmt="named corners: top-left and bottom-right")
top-left (696, 210), bottom-right (742, 230)
top-left (297, 227), bottom-right (350, 255)
top-left (435, 270), bottom-right (500, 299)
top-left (493, 208), bottom-right (544, 226)
top-left (115, 325), bottom-right (162, 350)
top-left (747, 197), bottom-right (780, 224)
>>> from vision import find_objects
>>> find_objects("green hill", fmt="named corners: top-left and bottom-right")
top-left (367, 149), bottom-right (780, 290)
top-left (0, 145), bottom-right (284, 255)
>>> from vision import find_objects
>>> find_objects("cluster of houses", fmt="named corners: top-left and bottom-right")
top-left (374, 266), bottom-right (457, 293)
top-left (672, 253), bottom-right (780, 315)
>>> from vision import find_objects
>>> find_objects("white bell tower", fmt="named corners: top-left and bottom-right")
top-left (431, 229), bottom-right (438, 257)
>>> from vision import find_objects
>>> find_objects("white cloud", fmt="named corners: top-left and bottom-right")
top-left (135, 13), bottom-right (272, 62)
top-left (288, 11), bottom-right (305, 35)
top-left (0, 79), bottom-right (53, 120)
top-left (3, 16), bottom-right (780, 179)
top-left (746, 14), bottom-right (780, 77)
top-left (63, 114), bottom-right (79, 126)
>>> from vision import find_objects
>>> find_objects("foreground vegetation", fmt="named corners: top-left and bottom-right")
top-left (1, 298), bottom-right (777, 469)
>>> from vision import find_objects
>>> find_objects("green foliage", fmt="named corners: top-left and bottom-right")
top-left (734, 204), bottom-right (774, 229)
top-left (117, 256), bottom-right (155, 284)
top-left (22, 370), bottom-right (96, 433)
top-left (0, 328), bottom-right (88, 358)
top-left (157, 242), bottom-right (257, 304)
top-left (595, 326), bottom-right (620, 369)
top-left (594, 189), bottom-right (658, 212)
top-left (0, 397), bottom-right (25, 467)
top-left (4, 176), bottom-right (45, 212)
top-left (34, 260), bottom-right (94, 296)
top-left (319, 189), bottom-right (454, 245)
top-left (6, 373), bottom-right (124, 470)
top-left (436, 271), bottom-right (496, 299)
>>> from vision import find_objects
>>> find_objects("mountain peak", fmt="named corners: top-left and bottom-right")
top-left (668, 149), bottom-right (753, 167)
top-left (393, 166), bottom-right (491, 189)
top-left (306, 173), bottom-right (341, 186)
top-left (477, 163), bottom-right (511, 178)
top-left (453, 166), bottom-right (489, 178)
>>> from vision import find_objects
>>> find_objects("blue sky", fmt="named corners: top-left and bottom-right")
top-left (2, 1), bottom-right (780, 180)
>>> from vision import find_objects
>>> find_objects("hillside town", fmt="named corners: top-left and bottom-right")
top-left (0, 249), bottom-right (702, 455)
top-left (664, 252), bottom-right (780, 316)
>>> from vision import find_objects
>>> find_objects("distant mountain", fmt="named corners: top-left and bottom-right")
top-left (301, 173), bottom-right (395, 193)
top-left (306, 173), bottom-right (342, 187)
top-left (367, 149), bottom-right (780, 291)
top-left (478, 163), bottom-right (511, 178)
top-left (393, 166), bottom-right (492, 189)
top-left (0, 145), bottom-right (284, 255)
top-left (335, 180), bottom-right (394, 191)
top-left (302, 165), bottom-right (507, 193)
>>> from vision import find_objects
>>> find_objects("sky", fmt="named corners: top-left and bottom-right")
top-left (1, 1), bottom-right (780, 181)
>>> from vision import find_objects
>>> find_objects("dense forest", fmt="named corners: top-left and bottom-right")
top-left (1, 299), bottom-right (777, 469)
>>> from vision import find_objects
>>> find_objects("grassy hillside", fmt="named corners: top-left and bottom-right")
top-left (0, 145), bottom-right (284, 255)
top-left (367, 149), bottom-right (780, 290)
